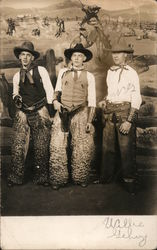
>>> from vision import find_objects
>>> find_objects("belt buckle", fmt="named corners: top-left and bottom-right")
top-left (28, 106), bottom-right (35, 111)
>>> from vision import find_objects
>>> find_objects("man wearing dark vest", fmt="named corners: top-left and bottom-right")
top-left (7, 41), bottom-right (54, 187)
top-left (49, 43), bottom-right (96, 190)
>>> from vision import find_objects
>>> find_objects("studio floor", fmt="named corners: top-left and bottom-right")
top-left (1, 175), bottom-right (157, 216)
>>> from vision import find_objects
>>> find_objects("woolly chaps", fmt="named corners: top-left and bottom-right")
top-left (8, 107), bottom-right (52, 184)
top-left (49, 107), bottom-right (95, 186)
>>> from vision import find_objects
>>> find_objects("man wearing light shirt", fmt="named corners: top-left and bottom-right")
top-left (99, 38), bottom-right (142, 194)
top-left (49, 43), bottom-right (96, 190)
top-left (7, 41), bottom-right (54, 187)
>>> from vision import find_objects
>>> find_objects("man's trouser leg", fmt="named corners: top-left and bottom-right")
top-left (70, 108), bottom-right (95, 184)
top-left (8, 111), bottom-right (30, 184)
top-left (116, 123), bottom-right (137, 180)
top-left (100, 118), bottom-right (116, 183)
top-left (49, 112), bottom-right (69, 186)
top-left (30, 106), bottom-right (51, 184)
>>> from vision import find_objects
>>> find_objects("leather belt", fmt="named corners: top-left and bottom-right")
top-left (21, 98), bottom-right (46, 114)
top-left (105, 101), bottom-right (131, 114)
top-left (59, 103), bottom-right (87, 132)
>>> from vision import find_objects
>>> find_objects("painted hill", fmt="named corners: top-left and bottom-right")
top-left (0, 1), bottom-right (157, 21)
top-left (107, 3), bottom-right (157, 21)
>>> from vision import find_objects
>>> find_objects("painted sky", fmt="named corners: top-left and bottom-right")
top-left (1, 0), bottom-right (156, 10)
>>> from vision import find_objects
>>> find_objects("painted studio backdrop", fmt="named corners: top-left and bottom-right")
top-left (0, 0), bottom-right (157, 216)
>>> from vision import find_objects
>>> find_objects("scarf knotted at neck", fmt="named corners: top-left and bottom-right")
top-left (20, 63), bottom-right (37, 84)
top-left (70, 66), bottom-right (85, 81)
top-left (110, 64), bottom-right (129, 83)
top-left (70, 65), bottom-right (85, 71)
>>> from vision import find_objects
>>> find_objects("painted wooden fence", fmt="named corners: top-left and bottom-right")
top-left (0, 49), bottom-right (157, 179)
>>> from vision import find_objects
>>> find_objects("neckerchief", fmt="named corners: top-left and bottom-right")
top-left (110, 64), bottom-right (129, 83)
top-left (20, 63), bottom-right (37, 84)
top-left (70, 65), bottom-right (85, 71)
top-left (70, 66), bottom-right (85, 81)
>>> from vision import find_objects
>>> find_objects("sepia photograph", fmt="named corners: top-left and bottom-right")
top-left (0, 0), bottom-right (157, 249)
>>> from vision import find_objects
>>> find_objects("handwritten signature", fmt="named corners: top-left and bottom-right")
top-left (103, 217), bottom-right (147, 247)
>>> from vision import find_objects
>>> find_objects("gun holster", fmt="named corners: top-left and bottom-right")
top-left (59, 107), bottom-right (70, 132)
top-left (111, 112), bottom-right (118, 124)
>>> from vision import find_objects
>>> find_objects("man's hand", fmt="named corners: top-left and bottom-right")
top-left (119, 121), bottom-right (132, 135)
top-left (53, 100), bottom-right (62, 112)
top-left (13, 95), bottom-right (22, 109)
top-left (86, 122), bottom-right (92, 133)
top-left (98, 100), bottom-right (106, 109)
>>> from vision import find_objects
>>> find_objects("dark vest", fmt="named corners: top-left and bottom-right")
top-left (61, 70), bottom-right (88, 110)
top-left (19, 67), bottom-right (46, 106)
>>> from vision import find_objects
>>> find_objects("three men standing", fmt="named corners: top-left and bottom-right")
top-left (7, 39), bottom-right (141, 195)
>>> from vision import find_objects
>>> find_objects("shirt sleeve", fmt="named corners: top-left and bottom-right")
top-left (55, 68), bottom-right (68, 92)
top-left (130, 70), bottom-right (142, 110)
top-left (38, 66), bottom-right (54, 104)
top-left (13, 72), bottom-right (20, 99)
top-left (87, 72), bottom-right (96, 107)
top-left (105, 70), bottom-right (110, 100)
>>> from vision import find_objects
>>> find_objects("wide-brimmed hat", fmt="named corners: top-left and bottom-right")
top-left (108, 38), bottom-right (134, 54)
top-left (14, 41), bottom-right (40, 59)
top-left (64, 43), bottom-right (93, 62)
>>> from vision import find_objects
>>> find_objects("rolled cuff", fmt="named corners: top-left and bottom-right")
top-left (127, 107), bottom-right (138, 123)
top-left (87, 107), bottom-right (96, 123)
top-left (52, 91), bottom-right (62, 103)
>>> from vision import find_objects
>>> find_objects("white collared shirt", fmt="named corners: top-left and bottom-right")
top-left (106, 65), bottom-right (142, 109)
top-left (13, 66), bottom-right (54, 104)
top-left (55, 67), bottom-right (96, 107)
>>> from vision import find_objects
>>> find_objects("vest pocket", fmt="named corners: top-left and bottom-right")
top-left (64, 81), bottom-right (68, 86)
top-left (62, 81), bottom-right (68, 91)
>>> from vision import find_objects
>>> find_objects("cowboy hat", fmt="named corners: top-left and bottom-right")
top-left (64, 43), bottom-right (93, 62)
top-left (14, 41), bottom-right (40, 59)
top-left (107, 37), bottom-right (134, 53)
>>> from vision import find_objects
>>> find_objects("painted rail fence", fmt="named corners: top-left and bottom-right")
top-left (0, 49), bottom-right (157, 180)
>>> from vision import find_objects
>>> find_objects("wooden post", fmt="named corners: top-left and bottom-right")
top-left (43, 49), bottom-right (57, 89)
top-left (0, 73), bottom-right (16, 119)
top-left (0, 73), bottom-right (11, 119)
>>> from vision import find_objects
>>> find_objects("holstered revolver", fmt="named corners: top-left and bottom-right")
top-left (59, 106), bottom-right (70, 132)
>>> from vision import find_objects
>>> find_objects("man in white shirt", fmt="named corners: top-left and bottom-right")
top-left (99, 38), bottom-right (142, 194)
top-left (49, 43), bottom-right (96, 190)
top-left (7, 41), bottom-right (54, 187)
